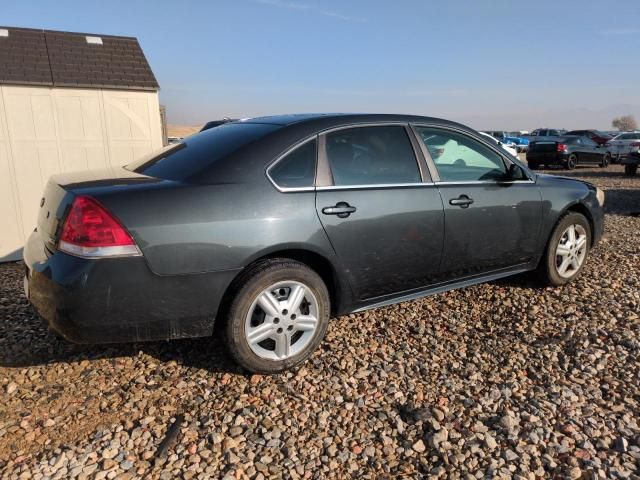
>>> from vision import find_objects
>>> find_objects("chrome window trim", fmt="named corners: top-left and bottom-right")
top-left (316, 182), bottom-right (435, 192)
top-left (436, 180), bottom-right (535, 186)
top-left (265, 135), bottom-right (318, 193)
top-left (266, 122), bottom-right (535, 193)
top-left (317, 121), bottom-right (411, 135)
top-left (410, 123), bottom-right (536, 184)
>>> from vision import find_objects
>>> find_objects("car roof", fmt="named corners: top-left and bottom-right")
top-left (237, 112), bottom-right (465, 128)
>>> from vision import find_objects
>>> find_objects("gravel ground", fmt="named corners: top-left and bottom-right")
top-left (1, 165), bottom-right (639, 479)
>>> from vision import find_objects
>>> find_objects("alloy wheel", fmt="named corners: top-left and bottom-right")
top-left (244, 281), bottom-right (319, 360)
top-left (555, 224), bottom-right (588, 279)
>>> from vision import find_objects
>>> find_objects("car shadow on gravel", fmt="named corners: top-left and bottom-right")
top-left (0, 307), bottom-right (244, 375)
top-left (601, 189), bottom-right (640, 215)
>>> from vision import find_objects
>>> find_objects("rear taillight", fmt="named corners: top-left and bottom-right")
top-left (557, 143), bottom-right (568, 152)
top-left (58, 195), bottom-right (140, 258)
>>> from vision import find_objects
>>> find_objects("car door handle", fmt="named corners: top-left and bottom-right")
top-left (449, 195), bottom-right (474, 208)
top-left (322, 202), bottom-right (357, 218)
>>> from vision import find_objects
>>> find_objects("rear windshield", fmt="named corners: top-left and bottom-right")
top-left (127, 122), bottom-right (281, 182)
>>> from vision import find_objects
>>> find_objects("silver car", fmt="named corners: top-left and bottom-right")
top-left (607, 132), bottom-right (640, 162)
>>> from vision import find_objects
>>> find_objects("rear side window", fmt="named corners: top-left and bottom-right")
top-left (127, 122), bottom-right (281, 182)
top-left (619, 133), bottom-right (640, 140)
top-left (269, 139), bottom-right (317, 189)
top-left (325, 126), bottom-right (421, 186)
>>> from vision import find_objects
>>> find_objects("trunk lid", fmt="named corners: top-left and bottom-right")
top-left (37, 166), bottom-right (159, 245)
top-left (529, 138), bottom-right (558, 153)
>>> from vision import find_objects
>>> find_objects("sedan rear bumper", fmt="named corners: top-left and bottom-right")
top-left (527, 152), bottom-right (567, 165)
top-left (23, 230), bottom-right (240, 344)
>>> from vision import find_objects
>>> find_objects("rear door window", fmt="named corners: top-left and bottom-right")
top-left (325, 126), bottom-right (421, 186)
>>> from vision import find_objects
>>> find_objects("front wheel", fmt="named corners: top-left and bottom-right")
top-left (225, 259), bottom-right (330, 373)
top-left (625, 164), bottom-right (638, 176)
top-left (538, 212), bottom-right (591, 286)
top-left (600, 154), bottom-right (610, 168)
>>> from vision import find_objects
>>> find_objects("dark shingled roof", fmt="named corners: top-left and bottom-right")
top-left (0, 26), bottom-right (159, 91)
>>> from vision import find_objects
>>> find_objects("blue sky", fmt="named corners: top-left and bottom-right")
top-left (3, 0), bottom-right (640, 129)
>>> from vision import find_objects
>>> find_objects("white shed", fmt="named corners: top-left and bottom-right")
top-left (0, 27), bottom-right (163, 261)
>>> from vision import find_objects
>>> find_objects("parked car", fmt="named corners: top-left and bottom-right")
top-left (606, 131), bottom-right (640, 163)
top-left (565, 130), bottom-right (612, 145)
top-left (527, 135), bottom-right (611, 169)
top-left (504, 135), bottom-right (529, 153)
top-left (483, 130), bottom-right (509, 139)
top-left (530, 128), bottom-right (567, 137)
top-left (482, 131), bottom-right (529, 152)
top-left (199, 118), bottom-right (236, 132)
top-left (24, 114), bottom-right (605, 373)
top-left (479, 131), bottom-right (519, 156)
top-left (620, 150), bottom-right (639, 176)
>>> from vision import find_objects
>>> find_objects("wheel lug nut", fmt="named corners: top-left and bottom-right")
top-left (287, 325), bottom-right (293, 331)
top-left (274, 318), bottom-right (279, 324)
top-left (277, 328), bottom-right (283, 334)
top-left (291, 314), bottom-right (296, 320)
top-left (282, 309), bottom-right (288, 315)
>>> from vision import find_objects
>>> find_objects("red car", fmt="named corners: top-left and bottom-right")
top-left (565, 130), bottom-right (612, 145)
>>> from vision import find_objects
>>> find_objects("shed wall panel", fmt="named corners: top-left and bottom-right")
top-left (0, 85), bottom-right (162, 261)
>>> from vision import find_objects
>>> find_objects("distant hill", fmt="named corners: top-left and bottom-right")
top-left (168, 124), bottom-right (202, 139)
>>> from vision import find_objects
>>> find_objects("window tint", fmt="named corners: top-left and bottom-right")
top-left (269, 139), bottom-right (317, 188)
top-left (416, 127), bottom-right (508, 182)
top-left (619, 133), bottom-right (640, 140)
top-left (127, 122), bottom-right (281, 182)
top-left (325, 126), bottom-right (421, 186)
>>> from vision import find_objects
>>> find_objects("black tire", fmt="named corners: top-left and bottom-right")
top-left (224, 258), bottom-right (330, 373)
top-left (565, 154), bottom-right (578, 170)
top-left (600, 154), bottom-right (610, 168)
top-left (528, 161), bottom-right (539, 170)
top-left (537, 212), bottom-right (591, 287)
top-left (625, 164), bottom-right (638, 176)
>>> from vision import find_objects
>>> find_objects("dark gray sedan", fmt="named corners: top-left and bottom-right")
top-left (24, 114), bottom-right (605, 373)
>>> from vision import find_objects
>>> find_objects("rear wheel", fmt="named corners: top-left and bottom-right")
top-left (225, 259), bottom-right (330, 373)
top-left (565, 154), bottom-right (578, 170)
top-left (625, 164), bottom-right (638, 176)
top-left (600, 154), bottom-right (610, 168)
top-left (538, 212), bottom-right (591, 286)
top-left (528, 161), bottom-right (539, 170)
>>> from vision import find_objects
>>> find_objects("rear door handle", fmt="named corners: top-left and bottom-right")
top-left (449, 195), bottom-right (474, 208)
top-left (322, 202), bottom-right (357, 218)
